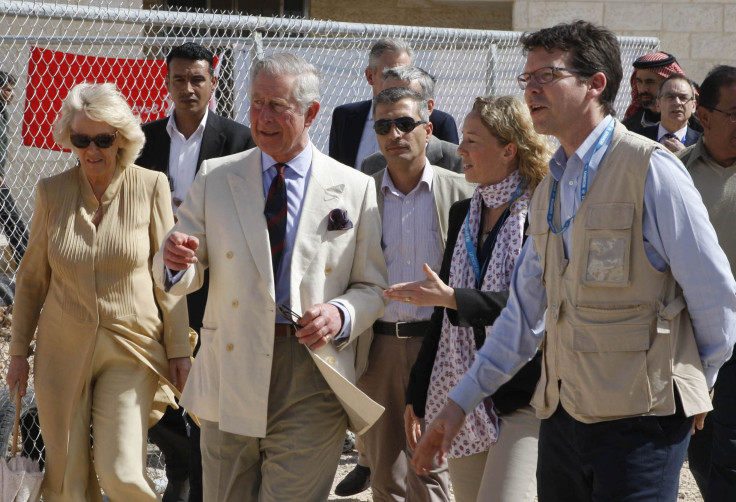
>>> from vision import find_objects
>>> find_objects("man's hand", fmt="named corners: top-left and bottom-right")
top-left (6, 355), bottom-right (30, 398)
top-left (404, 404), bottom-right (422, 449)
top-left (383, 263), bottom-right (456, 309)
top-left (295, 303), bottom-right (342, 350)
top-left (169, 357), bottom-right (192, 393)
top-left (412, 399), bottom-right (465, 474)
top-left (164, 231), bottom-right (199, 271)
top-left (661, 136), bottom-right (685, 153)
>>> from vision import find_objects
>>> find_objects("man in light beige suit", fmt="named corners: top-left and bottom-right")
top-left (153, 53), bottom-right (388, 501)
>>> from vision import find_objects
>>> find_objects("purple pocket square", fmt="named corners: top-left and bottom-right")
top-left (327, 208), bottom-right (353, 231)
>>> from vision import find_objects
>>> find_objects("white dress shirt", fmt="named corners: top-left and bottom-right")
top-left (166, 109), bottom-right (208, 213)
top-left (657, 123), bottom-right (687, 144)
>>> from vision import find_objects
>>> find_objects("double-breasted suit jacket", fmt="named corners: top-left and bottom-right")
top-left (153, 146), bottom-right (389, 437)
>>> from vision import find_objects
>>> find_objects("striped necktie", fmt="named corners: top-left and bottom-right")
top-left (264, 163), bottom-right (287, 278)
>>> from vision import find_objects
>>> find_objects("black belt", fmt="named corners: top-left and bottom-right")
top-left (373, 320), bottom-right (431, 338)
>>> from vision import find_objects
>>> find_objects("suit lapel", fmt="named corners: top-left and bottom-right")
top-left (227, 150), bottom-right (275, 297)
top-left (152, 122), bottom-right (172, 173)
top-left (291, 151), bottom-right (344, 301)
top-left (197, 113), bottom-right (225, 172)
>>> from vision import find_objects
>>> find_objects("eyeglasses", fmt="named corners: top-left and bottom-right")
top-left (707, 106), bottom-right (736, 123)
top-left (517, 66), bottom-right (583, 90)
top-left (277, 303), bottom-right (303, 329)
top-left (373, 117), bottom-right (427, 135)
top-left (660, 93), bottom-right (695, 104)
top-left (69, 131), bottom-right (118, 149)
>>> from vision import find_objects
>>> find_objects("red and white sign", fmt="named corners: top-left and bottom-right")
top-left (23, 46), bottom-right (218, 151)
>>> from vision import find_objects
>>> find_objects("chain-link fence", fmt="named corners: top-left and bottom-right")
top-left (0, 0), bottom-right (659, 494)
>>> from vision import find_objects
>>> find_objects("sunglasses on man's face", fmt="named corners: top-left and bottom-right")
top-left (69, 131), bottom-right (118, 149)
top-left (373, 117), bottom-right (427, 135)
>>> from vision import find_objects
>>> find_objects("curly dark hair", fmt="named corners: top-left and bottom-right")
top-left (520, 20), bottom-right (622, 117)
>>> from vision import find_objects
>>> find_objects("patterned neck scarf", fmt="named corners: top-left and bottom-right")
top-left (424, 169), bottom-right (530, 459)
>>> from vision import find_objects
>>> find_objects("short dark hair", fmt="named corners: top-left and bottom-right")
top-left (698, 65), bottom-right (736, 110)
top-left (656, 74), bottom-right (696, 99)
top-left (166, 43), bottom-right (215, 75)
top-left (0, 71), bottom-right (16, 88)
top-left (372, 86), bottom-right (429, 122)
top-left (520, 20), bottom-right (622, 117)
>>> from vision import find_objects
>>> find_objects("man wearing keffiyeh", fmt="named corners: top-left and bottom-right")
top-left (622, 51), bottom-right (702, 133)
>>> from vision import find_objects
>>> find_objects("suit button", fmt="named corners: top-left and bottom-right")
top-left (325, 267), bottom-right (332, 275)
top-left (327, 356), bottom-right (336, 365)
top-left (232, 300), bottom-right (239, 307)
top-left (226, 251), bottom-right (234, 259)
top-left (226, 343), bottom-right (234, 352)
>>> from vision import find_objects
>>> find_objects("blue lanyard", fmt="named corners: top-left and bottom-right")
top-left (464, 181), bottom-right (523, 288)
top-left (547, 120), bottom-right (615, 235)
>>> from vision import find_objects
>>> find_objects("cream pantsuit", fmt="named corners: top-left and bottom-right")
top-left (10, 164), bottom-right (191, 498)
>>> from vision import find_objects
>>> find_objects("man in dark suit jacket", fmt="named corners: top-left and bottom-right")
top-left (329, 39), bottom-right (458, 169)
top-left (136, 42), bottom-right (255, 502)
top-left (635, 75), bottom-right (701, 153)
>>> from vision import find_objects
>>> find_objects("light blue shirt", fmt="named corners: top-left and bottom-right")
top-left (449, 115), bottom-right (736, 415)
top-left (355, 106), bottom-right (379, 171)
top-left (261, 144), bottom-right (351, 339)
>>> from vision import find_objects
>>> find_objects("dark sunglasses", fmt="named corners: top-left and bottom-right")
top-left (373, 117), bottom-right (427, 135)
top-left (69, 131), bottom-right (118, 149)
top-left (277, 303), bottom-right (303, 329)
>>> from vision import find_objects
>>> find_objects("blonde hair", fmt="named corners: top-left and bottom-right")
top-left (53, 82), bottom-right (145, 169)
top-left (471, 95), bottom-right (552, 192)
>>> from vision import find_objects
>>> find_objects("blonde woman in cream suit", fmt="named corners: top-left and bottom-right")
top-left (6, 83), bottom-right (191, 501)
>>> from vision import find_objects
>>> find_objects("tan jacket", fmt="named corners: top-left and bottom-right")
top-left (528, 124), bottom-right (711, 423)
top-left (10, 164), bottom-right (191, 492)
top-left (153, 146), bottom-right (388, 436)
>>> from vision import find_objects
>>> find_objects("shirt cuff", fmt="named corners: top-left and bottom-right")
top-left (703, 366), bottom-right (719, 390)
top-left (328, 300), bottom-right (352, 342)
top-left (164, 266), bottom-right (187, 292)
top-left (448, 375), bottom-right (487, 416)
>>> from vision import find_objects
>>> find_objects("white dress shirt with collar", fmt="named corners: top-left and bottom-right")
top-left (166, 109), bottom-right (208, 213)
top-left (657, 123), bottom-right (687, 144)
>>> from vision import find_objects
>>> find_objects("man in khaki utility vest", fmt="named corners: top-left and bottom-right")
top-left (677, 65), bottom-right (736, 501)
top-left (411, 21), bottom-right (736, 501)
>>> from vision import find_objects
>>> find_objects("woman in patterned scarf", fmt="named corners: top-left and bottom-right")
top-left (385, 95), bottom-right (551, 502)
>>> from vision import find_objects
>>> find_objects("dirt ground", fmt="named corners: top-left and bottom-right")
top-left (328, 453), bottom-right (704, 501)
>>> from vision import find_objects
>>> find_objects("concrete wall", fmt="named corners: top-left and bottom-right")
top-left (512, 0), bottom-right (736, 84)
top-left (310, 0), bottom-right (513, 31)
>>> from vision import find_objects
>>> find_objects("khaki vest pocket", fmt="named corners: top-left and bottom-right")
top-left (570, 323), bottom-right (652, 418)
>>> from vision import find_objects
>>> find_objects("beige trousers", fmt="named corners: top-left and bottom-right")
top-left (447, 406), bottom-right (539, 502)
top-left (358, 334), bottom-right (452, 502)
top-left (43, 332), bottom-right (159, 502)
top-left (199, 336), bottom-right (347, 501)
